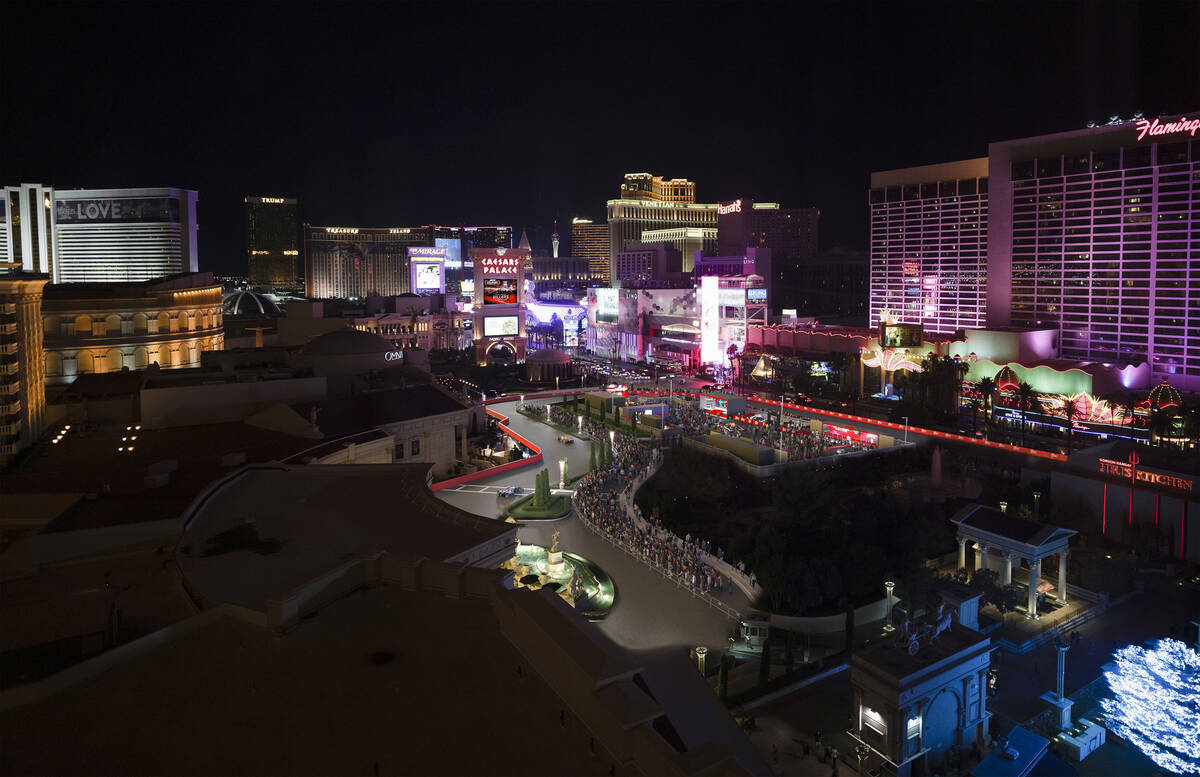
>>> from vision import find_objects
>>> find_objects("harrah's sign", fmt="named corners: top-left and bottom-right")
top-left (1135, 116), bottom-right (1199, 141)
top-left (717, 199), bottom-right (743, 215)
top-left (1098, 457), bottom-right (1194, 492)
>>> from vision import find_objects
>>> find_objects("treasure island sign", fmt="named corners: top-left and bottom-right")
top-left (1099, 451), bottom-right (1194, 493)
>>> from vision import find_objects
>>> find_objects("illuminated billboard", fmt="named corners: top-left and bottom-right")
top-left (747, 287), bottom-right (767, 302)
top-left (880, 322), bottom-right (923, 348)
top-left (408, 247), bottom-right (446, 294)
top-left (436, 237), bottom-right (461, 269)
top-left (459, 279), bottom-right (475, 296)
top-left (56, 197), bottom-right (180, 224)
top-left (700, 275), bottom-right (720, 363)
top-left (596, 288), bottom-right (619, 323)
top-left (411, 261), bottom-right (444, 292)
top-left (718, 288), bottom-right (746, 307)
top-left (483, 315), bottom-right (519, 337)
top-left (484, 278), bottom-right (518, 304)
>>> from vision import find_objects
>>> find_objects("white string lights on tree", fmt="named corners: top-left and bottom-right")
top-left (1101, 638), bottom-right (1200, 775)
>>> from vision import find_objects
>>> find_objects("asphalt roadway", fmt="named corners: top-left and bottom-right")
top-left (436, 398), bottom-right (750, 654)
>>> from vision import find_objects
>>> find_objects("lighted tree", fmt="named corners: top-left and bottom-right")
top-left (1101, 638), bottom-right (1200, 775)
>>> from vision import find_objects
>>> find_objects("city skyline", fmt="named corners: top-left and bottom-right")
top-left (3, 2), bottom-right (1197, 276)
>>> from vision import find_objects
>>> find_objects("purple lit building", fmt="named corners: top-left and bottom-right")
top-left (870, 112), bottom-right (1200, 390)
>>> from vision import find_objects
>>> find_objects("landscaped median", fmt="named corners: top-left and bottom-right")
top-left (504, 472), bottom-right (588, 520)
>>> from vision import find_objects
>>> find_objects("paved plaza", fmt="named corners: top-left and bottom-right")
top-left (437, 399), bottom-right (752, 653)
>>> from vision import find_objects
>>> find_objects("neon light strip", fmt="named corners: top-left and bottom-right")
top-left (1102, 482), bottom-right (1108, 535)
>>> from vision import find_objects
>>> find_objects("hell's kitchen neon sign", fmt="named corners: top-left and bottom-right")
top-left (717, 199), bottom-right (743, 215)
top-left (1135, 116), bottom-right (1199, 141)
top-left (1099, 456), bottom-right (1193, 492)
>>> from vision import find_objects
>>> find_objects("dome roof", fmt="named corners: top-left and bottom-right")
top-left (994, 365), bottom-right (1020, 390)
top-left (302, 328), bottom-right (396, 357)
top-left (526, 348), bottom-right (570, 364)
top-left (223, 289), bottom-right (281, 316)
top-left (1147, 379), bottom-right (1181, 409)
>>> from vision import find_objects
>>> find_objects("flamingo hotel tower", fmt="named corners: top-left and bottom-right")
top-left (869, 112), bottom-right (1200, 391)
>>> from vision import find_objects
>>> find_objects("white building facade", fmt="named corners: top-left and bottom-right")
top-left (2, 184), bottom-right (199, 283)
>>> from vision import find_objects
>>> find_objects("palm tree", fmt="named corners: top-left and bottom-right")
top-left (1015, 381), bottom-right (1038, 447)
top-left (951, 357), bottom-right (970, 420)
top-left (1061, 394), bottom-right (1080, 453)
top-left (1106, 392), bottom-right (1140, 440)
top-left (977, 377), bottom-right (997, 439)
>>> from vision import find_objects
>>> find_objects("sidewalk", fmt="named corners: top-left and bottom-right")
top-left (988, 573), bottom-right (1200, 724)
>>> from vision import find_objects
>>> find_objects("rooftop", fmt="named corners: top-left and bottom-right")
top-left (0, 586), bottom-right (620, 776)
top-left (853, 624), bottom-right (990, 686)
top-left (291, 383), bottom-right (466, 438)
top-left (951, 505), bottom-right (1076, 549)
top-left (175, 464), bottom-right (513, 611)
top-left (0, 421), bottom-right (315, 531)
top-left (43, 272), bottom-right (217, 299)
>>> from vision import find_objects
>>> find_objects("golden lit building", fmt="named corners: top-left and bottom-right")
top-left (245, 196), bottom-right (299, 288)
top-left (607, 173), bottom-right (715, 282)
top-left (618, 173), bottom-right (696, 203)
top-left (0, 273), bottom-right (50, 466)
top-left (570, 217), bottom-right (610, 285)
top-left (41, 272), bottom-right (224, 386)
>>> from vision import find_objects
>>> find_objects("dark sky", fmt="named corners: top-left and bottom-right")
top-left (4, 1), bottom-right (1198, 274)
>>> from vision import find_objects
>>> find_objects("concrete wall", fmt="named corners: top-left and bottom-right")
top-left (383, 408), bottom-right (473, 479)
top-left (30, 518), bottom-right (182, 566)
top-left (769, 596), bottom-right (895, 635)
top-left (140, 376), bottom-right (327, 429)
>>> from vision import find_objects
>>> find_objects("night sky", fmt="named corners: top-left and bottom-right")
top-left (4, 1), bottom-right (1198, 274)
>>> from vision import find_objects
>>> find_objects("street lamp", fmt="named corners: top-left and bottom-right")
top-left (883, 581), bottom-right (895, 632)
top-left (609, 429), bottom-right (615, 450)
top-left (556, 375), bottom-right (560, 391)
top-left (577, 415), bottom-right (583, 434)
top-left (902, 416), bottom-right (909, 443)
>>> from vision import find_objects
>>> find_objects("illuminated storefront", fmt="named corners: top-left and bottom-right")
top-left (1052, 441), bottom-right (1197, 562)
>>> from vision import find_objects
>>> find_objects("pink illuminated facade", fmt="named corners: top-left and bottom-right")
top-left (869, 158), bottom-right (989, 335)
top-left (871, 113), bottom-right (1200, 391)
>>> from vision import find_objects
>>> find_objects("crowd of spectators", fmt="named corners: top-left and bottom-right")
top-left (573, 428), bottom-right (752, 599)
top-left (666, 403), bottom-right (874, 460)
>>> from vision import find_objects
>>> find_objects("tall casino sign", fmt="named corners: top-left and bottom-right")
top-left (471, 246), bottom-right (529, 365)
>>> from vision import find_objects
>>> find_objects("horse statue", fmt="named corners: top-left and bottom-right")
top-left (930, 603), bottom-right (954, 643)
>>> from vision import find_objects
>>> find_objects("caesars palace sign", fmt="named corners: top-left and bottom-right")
top-left (478, 252), bottom-right (522, 276)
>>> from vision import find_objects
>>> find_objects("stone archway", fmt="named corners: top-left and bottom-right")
top-left (485, 341), bottom-right (516, 365)
top-left (922, 687), bottom-right (962, 768)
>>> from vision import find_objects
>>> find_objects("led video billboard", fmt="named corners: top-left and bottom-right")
top-left (484, 278), bottom-right (518, 304)
top-left (596, 288), bottom-right (619, 323)
top-left (483, 315), bottom-right (519, 337)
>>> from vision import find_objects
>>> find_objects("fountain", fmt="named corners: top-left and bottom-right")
top-left (500, 538), bottom-right (616, 620)
top-left (546, 531), bottom-right (567, 576)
